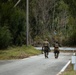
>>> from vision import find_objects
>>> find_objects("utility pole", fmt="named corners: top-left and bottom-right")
top-left (14, 0), bottom-right (29, 46)
top-left (26, 0), bottom-right (29, 46)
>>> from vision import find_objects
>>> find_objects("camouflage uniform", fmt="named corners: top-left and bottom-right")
top-left (42, 40), bottom-right (50, 58)
top-left (53, 42), bottom-right (60, 59)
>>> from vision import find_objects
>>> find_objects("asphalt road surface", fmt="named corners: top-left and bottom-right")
top-left (0, 52), bottom-right (72, 75)
top-left (35, 47), bottom-right (76, 51)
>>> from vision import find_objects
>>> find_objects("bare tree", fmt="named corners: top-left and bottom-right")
top-left (31, 0), bottom-right (55, 36)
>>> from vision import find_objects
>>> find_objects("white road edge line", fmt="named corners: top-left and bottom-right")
top-left (56, 60), bottom-right (71, 75)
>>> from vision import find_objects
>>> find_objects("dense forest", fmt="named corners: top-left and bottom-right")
top-left (0, 0), bottom-right (76, 49)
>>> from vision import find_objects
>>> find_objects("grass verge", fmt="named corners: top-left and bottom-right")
top-left (0, 45), bottom-right (41, 60)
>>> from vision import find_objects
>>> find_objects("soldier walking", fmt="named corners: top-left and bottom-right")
top-left (42, 38), bottom-right (50, 58)
top-left (53, 41), bottom-right (60, 59)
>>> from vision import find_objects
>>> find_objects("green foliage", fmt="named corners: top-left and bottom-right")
top-left (63, 30), bottom-right (76, 46)
top-left (63, 0), bottom-right (76, 18)
top-left (0, 1), bottom-right (26, 49)
top-left (68, 31), bottom-right (76, 46)
top-left (0, 1), bottom-right (13, 27)
top-left (58, 0), bottom-right (68, 11)
top-left (0, 0), bottom-right (76, 48)
top-left (0, 26), bottom-right (12, 49)
top-left (10, 8), bottom-right (26, 46)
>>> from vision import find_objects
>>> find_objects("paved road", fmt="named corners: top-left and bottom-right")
top-left (35, 47), bottom-right (76, 51)
top-left (0, 53), bottom-right (72, 75)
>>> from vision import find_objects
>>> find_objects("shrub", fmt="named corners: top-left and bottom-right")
top-left (63, 31), bottom-right (76, 46)
top-left (0, 26), bottom-right (12, 49)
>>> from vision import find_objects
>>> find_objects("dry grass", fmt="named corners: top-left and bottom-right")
top-left (0, 45), bottom-right (40, 60)
top-left (60, 63), bottom-right (76, 75)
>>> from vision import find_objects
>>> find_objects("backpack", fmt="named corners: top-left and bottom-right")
top-left (54, 43), bottom-right (59, 48)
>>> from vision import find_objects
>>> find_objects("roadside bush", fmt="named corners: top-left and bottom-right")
top-left (0, 26), bottom-right (12, 49)
top-left (63, 31), bottom-right (76, 46)
top-left (10, 8), bottom-right (26, 46)
top-left (69, 31), bottom-right (76, 46)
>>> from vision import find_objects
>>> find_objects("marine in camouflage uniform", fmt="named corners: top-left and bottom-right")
top-left (42, 39), bottom-right (50, 58)
top-left (53, 42), bottom-right (60, 59)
